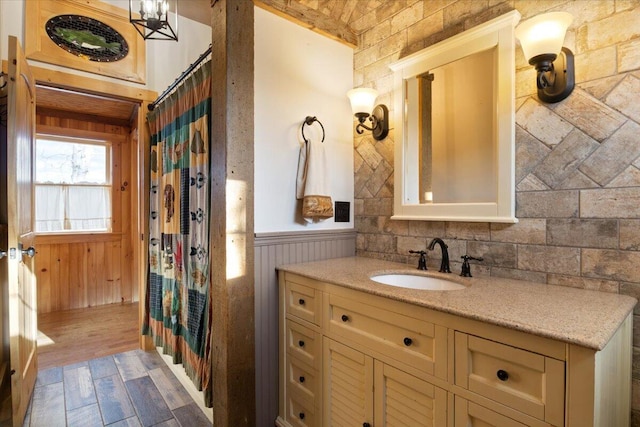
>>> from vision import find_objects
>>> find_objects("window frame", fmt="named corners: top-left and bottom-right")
top-left (34, 126), bottom-right (126, 237)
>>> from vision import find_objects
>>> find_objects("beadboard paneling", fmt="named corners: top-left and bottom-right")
top-left (254, 229), bottom-right (355, 427)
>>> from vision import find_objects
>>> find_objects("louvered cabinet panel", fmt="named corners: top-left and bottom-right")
top-left (374, 360), bottom-right (447, 427)
top-left (323, 337), bottom-right (373, 427)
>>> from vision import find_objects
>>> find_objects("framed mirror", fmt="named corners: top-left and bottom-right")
top-left (389, 10), bottom-right (521, 222)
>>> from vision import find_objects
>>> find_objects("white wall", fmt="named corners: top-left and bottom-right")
top-left (254, 7), bottom-right (354, 233)
top-left (0, 0), bottom-right (211, 94)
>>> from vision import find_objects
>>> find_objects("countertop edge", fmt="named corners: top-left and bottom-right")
top-left (277, 257), bottom-right (637, 351)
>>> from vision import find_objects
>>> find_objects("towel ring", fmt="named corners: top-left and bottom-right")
top-left (301, 116), bottom-right (325, 144)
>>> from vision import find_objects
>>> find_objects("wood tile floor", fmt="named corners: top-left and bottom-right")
top-left (29, 303), bottom-right (212, 426)
top-left (25, 350), bottom-right (212, 427)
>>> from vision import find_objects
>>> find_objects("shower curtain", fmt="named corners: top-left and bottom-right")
top-left (142, 61), bottom-right (212, 407)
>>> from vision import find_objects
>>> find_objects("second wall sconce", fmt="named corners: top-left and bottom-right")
top-left (347, 88), bottom-right (389, 140)
top-left (515, 11), bottom-right (574, 103)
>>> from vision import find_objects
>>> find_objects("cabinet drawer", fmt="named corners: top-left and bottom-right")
top-left (286, 392), bottom-right (318, 427)
top-left (286, 281), bottom-right (321, 325)
top-left (286, 356), bottom-right (320, 407)
top-left (286, 320), bottom-right (321, 370)
top-left (454, 396), bottom-right (544, 427)
top-left (327, 294), bottom-right (446, 377)
top-left (455, 333), bottom-right (564, 426)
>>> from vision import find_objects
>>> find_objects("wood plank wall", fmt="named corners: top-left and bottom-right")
top-left (34, 114), bottom-right (136, 314)
top-left (254, 229), bottom-right (356, 427)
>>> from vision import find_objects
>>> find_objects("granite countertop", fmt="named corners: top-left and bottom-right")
top-left (277, 256), bottom-right (637, 350)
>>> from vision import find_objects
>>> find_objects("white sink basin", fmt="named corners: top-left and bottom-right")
top-left (371, 274), bottom-right (466, 291)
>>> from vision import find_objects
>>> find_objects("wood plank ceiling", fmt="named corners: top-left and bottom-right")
top-left (36, 85), bottom-right (138, 127)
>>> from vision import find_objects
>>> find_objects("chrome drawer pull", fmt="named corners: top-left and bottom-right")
top-left (497, 369), bottom-right (509, 381)
top-left (403, 337), bottom-right (413, 346)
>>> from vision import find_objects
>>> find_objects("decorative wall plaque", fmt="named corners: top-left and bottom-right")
top-left (45, 14), bottom-right (129, 62)
top-left (26, 0), bottom-right (146, 83)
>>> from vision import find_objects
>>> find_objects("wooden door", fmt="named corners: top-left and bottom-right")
top-left (0, 36), bottom-right (38, 426)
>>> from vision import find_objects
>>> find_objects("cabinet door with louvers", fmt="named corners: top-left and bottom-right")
top-left (323, 337), bottom-right (447, 427)
top-left (374, 360), bottom-right (448, 426)
top-left (323, 338), bottom-right (373, 427)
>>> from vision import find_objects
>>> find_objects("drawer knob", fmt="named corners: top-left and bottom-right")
top-left (497, 369), bottom-right (509, 381)
top-left (341, 314), bottom-right (349, 322)
top-left (299, 376), bottom-right (305, 383)
top-left (299, 298), bottom-right (305, 305)
top-left (299, 412), bottom-right (305, 420)
top-left (403, 337), bottom-right (413, 346)
top-left (298, 340), bottom-right (305, 347)
top-left (363, 423), bottom-right (371, 427)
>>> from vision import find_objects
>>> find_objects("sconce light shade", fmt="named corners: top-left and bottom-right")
top-left (129, 0), bottom-right (178, 41)
top-left (515, 12), bottom-right (572, 63)
top-left (347, 88), bottom-right (389, 140)
top-left (516, 12), bottom-right (574, 103)
top-left (347, 88), bottom-right (378, 116)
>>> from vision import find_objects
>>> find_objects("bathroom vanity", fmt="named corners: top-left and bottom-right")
top-left (276, 257), bottom-right (636, 427)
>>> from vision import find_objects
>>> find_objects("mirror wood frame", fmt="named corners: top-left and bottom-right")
top-left (389, 10), bottom-right (521, 223)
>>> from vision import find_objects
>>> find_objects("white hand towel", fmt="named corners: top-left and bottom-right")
top-left (296, 138), bottom-right (334, 222)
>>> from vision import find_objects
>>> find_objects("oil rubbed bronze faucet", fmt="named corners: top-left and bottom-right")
top-left (408, 250), bottom-right (427, 270)
top-left (428, 238), bottom-right (451, 273)
top-left (460, 254), bottom-right (484, 277)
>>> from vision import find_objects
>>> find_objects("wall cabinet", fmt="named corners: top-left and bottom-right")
top-left (277, 272), bottom-right (632, 427)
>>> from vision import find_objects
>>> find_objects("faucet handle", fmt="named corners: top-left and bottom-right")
top-left (460, 255), bottom-right (483, 277)
top-left (409, 250), bottom-right (427, 271)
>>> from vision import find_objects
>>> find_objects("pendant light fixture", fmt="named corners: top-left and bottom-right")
top-left (129, 0), bottom-right (178, 41)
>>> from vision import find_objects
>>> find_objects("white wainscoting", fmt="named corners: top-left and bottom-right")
top-left (254, 229), bottom-right (356, 427)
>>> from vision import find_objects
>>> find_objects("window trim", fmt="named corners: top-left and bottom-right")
top-left (34, 126), bottom-right (126, 235)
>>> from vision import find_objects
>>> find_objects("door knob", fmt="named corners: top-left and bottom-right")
top-left (21, 247), bottom-right (35, 258)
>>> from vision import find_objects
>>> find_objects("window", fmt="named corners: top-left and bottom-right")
top-left (35, 136), bottom-right (112, 232)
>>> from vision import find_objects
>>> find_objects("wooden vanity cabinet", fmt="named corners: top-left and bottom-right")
top-left (323, 336), bottom-right (448, 427)
top-left (277, 272), bottom-right (632, 427)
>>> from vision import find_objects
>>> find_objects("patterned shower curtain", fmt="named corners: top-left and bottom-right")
top-left (142, 61), bottom-right (212, 407)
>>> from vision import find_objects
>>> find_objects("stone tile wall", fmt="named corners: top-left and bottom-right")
top-left (351, 0), bottom-right (640, 422)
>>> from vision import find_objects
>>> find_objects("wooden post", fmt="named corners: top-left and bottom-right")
top-left (210, 0), bottom-right (256, 425)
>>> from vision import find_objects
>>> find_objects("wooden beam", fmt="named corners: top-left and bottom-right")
top-left (28, 63), bottom-right (157, 103)
top-left (254, 0), bottom-right (358, 48)
top-left (1, 60), bottom-right (156, 103)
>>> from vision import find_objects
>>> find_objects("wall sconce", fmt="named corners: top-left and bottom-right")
top-left (347, 88), bottom-right (389, 140)
top-left (515, 12), bottom-right (574, 103)
top-left (129, 0), bottom-right (178, 41)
